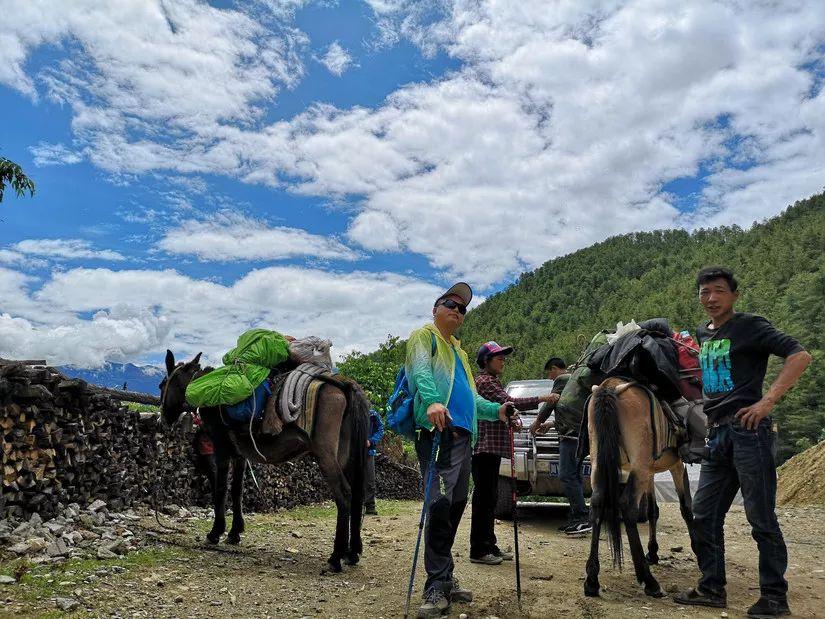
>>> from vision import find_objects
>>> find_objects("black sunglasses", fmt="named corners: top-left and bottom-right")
top-left (439, 298), bottom-right (467, 314)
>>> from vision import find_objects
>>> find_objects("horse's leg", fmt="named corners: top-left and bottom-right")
top-left (646, 493), bottom-right (660, 564)
top-left (312, 387), bottom-right (350, 573)
top-left (226, 457), bottom-right (246, 545)
top-left (671, 462), bottom-right (697, 555)
top-left (621, 474), bottom-right (663, 598)
top-left (207, 454), bottom-right (230, 544)
top-left (584, 475), bottom-right (603, 597)
top-left (584, 409), bottom-right (602, 597)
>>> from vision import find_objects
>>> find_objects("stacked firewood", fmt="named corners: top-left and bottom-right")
top-left (1, 361), bottom-right (420, 520)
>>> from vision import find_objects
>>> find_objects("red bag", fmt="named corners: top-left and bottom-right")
top-left (672, 331), bottom-right (702, 400)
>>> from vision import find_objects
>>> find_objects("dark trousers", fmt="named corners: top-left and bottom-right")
top-left (416, 429), bottom-right (471, 595)
top-left (364, 454), bottom-right (376, 509)
top-left (559, 435), bottom-right (588, 522)
top-left (693, 420), bottom-right (788, 600)
top-left (470, 452), bottom-right (501, 559)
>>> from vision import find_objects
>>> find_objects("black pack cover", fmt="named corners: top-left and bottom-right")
top-left (586, 318), bottom-right (681, 401)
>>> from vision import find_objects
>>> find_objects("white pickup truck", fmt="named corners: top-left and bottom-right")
top-left (494, 379), bottom-right (592, 518)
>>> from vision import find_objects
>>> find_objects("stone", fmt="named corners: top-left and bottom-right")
top-left (0, 575), bottom-right (16, 585)
top-left (44, 522), bottom-right (66, 536)
top-left (28, 513), bottom-right (43, 527)
top-left (9, 541), bottom-right (31, 555)
top-left (88, 499), bottom-right (107, 513)
top-left (26, 537), bottom-right (49, 553)
top-left (97, 547), bottom-right (118, 560)
top-left (55, 597), bottom-right (80, 611)
top-left (46, 539), bottom-right (70, 557)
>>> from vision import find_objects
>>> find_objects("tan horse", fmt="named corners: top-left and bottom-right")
top-left (584, 377), bottom-right (696, 598)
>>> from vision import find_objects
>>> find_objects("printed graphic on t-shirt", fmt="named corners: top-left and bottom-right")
top-left (700, 338), bottom-right (734, 394)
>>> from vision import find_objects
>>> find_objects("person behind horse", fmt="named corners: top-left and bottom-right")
top-left (529, 357), bottom-right (592, 535)
top-left (471, 342), bottom-right (555, 565)
top-left (364, 408), bottom-right (384, 515)
top-left (675, 267), bottom-right (811, 618)
top-left (406, 282), bottom-right (519, 619)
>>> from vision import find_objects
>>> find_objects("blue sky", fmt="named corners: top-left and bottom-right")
top-left (1, 0), bottom-right (824, 367)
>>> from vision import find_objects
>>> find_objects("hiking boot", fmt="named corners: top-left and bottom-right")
top-left (673, 587), bottom-right (727, 608)
top-left (450, 577), bottom-right (473, 603)
top-left (565, 521), bottom-right (593, 536)
top-left (469, 553), bottom-right (503, 565)
top-left (747, 597), bottom-right (791, 618)
top-left (558, 522), bottom-right (574, 532)
top-left (417, 588), bottom-right (449, 618)
top-left (493, 546), bottom-right (514, 561)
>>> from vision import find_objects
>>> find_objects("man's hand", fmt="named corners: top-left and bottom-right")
top-left (529, 418), bottom-right (553, 435)
top-left (539, 393), bottom-right (560, 404)
top-left (427, 403), bottom-right (450, 432)
top-left (498, 402), bottom-right (521, 428)
top-left (735, 398), bottom-right (774, 430)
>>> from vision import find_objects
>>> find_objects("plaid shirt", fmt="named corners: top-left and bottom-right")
top-left (473, 371), bottom-right (542, 456)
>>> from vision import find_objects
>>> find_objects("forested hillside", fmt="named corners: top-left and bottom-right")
top-left (458, 192), bottom-right (824, 462)
top-left (342, 192), bottom-right (824, 462)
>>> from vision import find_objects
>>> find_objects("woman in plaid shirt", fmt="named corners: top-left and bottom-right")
top-left (470, 342), bottom-right (555, 565)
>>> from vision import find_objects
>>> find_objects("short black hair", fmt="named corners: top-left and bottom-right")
top-left (544, 357), bottom-right (566, 372)
top-left (696, 266), bottom-right (738, 292)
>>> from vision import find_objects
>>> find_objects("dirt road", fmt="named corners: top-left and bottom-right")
top-left (3, 500), bottom-right (824, 618)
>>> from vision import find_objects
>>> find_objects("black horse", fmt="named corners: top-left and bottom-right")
top-left (159, 350), bottom-right (370, 572)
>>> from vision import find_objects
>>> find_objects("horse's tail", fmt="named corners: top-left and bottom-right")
top-left (592, 383), bottom-right (623, 569)
top-left (342, 379), bottom-right (370, 550)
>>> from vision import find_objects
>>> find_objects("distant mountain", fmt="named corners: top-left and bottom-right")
top-left (59, 362), bottom-right (165, 395)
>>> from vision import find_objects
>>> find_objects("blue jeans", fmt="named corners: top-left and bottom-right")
top-left (692, 419), bottom-right (787, 600)
top-left (559, 435), bottom-right (588, 522)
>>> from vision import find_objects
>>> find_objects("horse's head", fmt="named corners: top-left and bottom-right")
top-left (159, 349), bottom-right (202, 427)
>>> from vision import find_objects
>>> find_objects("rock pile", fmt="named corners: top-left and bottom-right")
top-left (1, 361), bottom-right (421, 522)
top-left (777, 439), bottom-right (825, 506)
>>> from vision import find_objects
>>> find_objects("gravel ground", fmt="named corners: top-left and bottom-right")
top-left (2, 500), bottom-right (824, 618)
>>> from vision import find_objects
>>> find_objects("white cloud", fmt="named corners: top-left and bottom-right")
top-left (13, 239), bottom-right (125, 261)
top-left (0, 264), bottom-right (451, 366)
top-left (29, 142), bottom-right (83, 166)
top-left (4, 1), bottom-right (825, 288)
top-left (157, 211), bottom-right (359, 262)
top-left (317, 41), bottom-right (354, 76)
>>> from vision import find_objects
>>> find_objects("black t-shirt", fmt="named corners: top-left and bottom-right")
top-left (696, 312), bottom-right (803, 425)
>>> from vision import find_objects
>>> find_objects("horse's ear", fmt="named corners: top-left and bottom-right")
top-left (165, 350), bottom-right (175, 375)
top-left (189, 352), bottom-right (202, 367)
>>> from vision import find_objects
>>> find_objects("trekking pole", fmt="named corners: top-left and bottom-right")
top-left (506, 403), bottom-right (522, 608)
top-left (403, 421), bottom-right (448, 619)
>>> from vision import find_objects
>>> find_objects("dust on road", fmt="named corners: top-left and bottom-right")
top-left (3, 500), bottom-right (824, 618)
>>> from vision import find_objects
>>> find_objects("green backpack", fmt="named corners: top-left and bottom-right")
top-left (185, 329), bottom-right (290, 408)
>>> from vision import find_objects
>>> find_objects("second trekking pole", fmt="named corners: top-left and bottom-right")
top-left (506, 403), bottom-right (522, 608)
top-left (403, 425), bottom-right (445, 619)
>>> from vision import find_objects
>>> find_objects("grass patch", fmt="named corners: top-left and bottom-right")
top-left (1, 546), bottom-right (183, 605)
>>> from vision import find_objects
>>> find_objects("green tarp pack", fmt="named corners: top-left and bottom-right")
top-left (185, 329), bottom-right (290, 408)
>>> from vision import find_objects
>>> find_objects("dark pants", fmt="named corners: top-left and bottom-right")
top-left (693, 419), bottom-right (787, 600)
top-left (416, 428), bottom-right (472, 595)
top-left (470, 452), bottom-right (501, 559)
top-left (364, 454), bottom-right (376, 510)
top-left (559, 435), bottom-right (588, 522)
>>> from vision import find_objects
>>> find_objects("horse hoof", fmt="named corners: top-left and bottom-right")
top-left (645, 586), bottom-right (665, 598)
top-left (226, 534), bottom-right (241, 545)
top-left (584, 582), bottom-right (600, 598)
top-left (344, 552), bottom-right (360, 566)
top-left (326, 559), bottom-right (342, 573)
top-left (206, 533), bottom-right (221, 544)
top-left (646, 553), bottom-right (659, 565)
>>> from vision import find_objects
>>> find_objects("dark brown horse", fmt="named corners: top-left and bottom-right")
top-left (584, 377), bottom-right (696, 598)
top-left (159, 350), bottom-right (370, 573)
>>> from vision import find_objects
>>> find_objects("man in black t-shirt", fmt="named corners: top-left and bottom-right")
top-left (675, 267), bottom-right (811, 618)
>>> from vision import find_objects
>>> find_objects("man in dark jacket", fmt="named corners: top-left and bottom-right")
top-left (530, 358), bottom-right (592, 535)
top-left (675, 267), bottom-right (811, 618)
top-left (364, 409), bottom-right (384, 515)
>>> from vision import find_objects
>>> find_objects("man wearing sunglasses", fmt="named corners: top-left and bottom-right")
top-left (406, 282), bottom-right (519, 619)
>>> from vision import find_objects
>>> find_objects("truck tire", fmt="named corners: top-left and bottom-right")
top-left (494, 475), bottom-right (515, 520)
